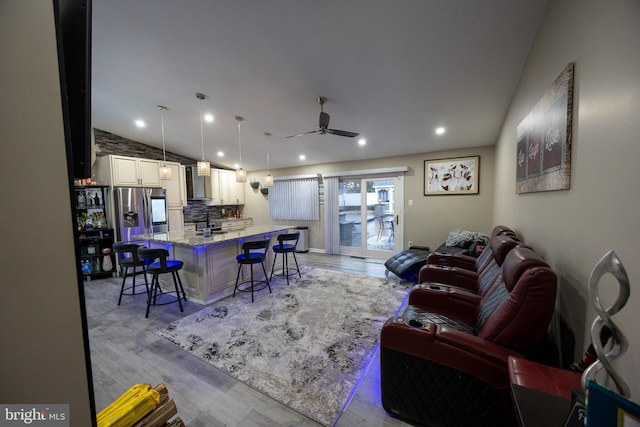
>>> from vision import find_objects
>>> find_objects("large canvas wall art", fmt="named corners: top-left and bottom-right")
top-left (516, 62), bottom-right (574, 193)
top-left (424, 156), bottom-right (479, 195)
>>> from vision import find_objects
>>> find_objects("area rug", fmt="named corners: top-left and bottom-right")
top-left (154, 267), bottom-right (410, 426)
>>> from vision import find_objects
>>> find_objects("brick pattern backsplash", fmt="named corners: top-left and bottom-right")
top-left (94, 128), bottom-right (241, 223)
top-left (94, 128), bottom-right (195, 165)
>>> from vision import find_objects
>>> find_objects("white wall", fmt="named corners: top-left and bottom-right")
top-left (493, 0), bottom-right (640, 399)
top-left (0, 1), bottom-right (94, 424)
top-left (243, 145), bottom-right (495, 252)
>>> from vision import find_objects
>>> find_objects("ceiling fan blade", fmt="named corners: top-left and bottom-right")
top-left (285, 130), bottom-right (318, 139)
top-left (326, 129), bottom-right (359, 138)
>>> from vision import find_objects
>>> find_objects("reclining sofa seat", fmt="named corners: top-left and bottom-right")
top-left (418, 234), bottom-right (521, 297)
top-left (380, 246), bottom-right (558, 427)
top-left (427, 225), bottom-right (518, 273)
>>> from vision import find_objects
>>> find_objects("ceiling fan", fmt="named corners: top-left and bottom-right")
top-left (285, 96), bottom-right (359, 139)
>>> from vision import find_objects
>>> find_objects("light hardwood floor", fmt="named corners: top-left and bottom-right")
top-left (85, 252), bottom-right (416, 426)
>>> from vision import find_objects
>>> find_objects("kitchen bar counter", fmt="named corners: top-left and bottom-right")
top-left (132, 225), bottom-right (293, 304)
top-left (133, 224), bottom-right (289, 248)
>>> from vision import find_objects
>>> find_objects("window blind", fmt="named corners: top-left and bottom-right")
top-left (323, 177), bottom-right (340, 254)
top-left (269, 178), bottom-right (319, 220)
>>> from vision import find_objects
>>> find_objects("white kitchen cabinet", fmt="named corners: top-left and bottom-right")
top-left (221, 169), bottom-right (245, 205)
top-left (94, 155), bottom-right (162, 187)
top-left (208, 169), bottom-right (245, 205)
top-left (162, 162), bottom-right (188, 208)
top-left (209, 169), bottom-right (222, 205)
top-left (167, 208), bottom-right (184, 233)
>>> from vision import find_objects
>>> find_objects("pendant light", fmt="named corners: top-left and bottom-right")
top-left (157, 105), bottom-right (172, 180)
top-left (196, 93), bottom-right (210, 176)
top-left (235, 115), bottom-right (247, 182)
top-left (263, 132), bottom-right (274, 187)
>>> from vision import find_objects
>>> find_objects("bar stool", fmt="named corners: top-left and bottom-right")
top-left (112, 242), bottom-right (151, 305)
top-left (270, 232), bottom-right (301, 286)
top-left (233, 239), bottom-right (271, 303)
top-left (137, 247), bottom-right (187, 318)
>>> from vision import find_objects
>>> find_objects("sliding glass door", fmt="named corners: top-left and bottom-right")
top-left (338, 175), bottom-right (402, 258)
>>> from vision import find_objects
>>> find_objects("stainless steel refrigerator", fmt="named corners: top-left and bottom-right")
top-left (113, 187), bottom-right (168, 243)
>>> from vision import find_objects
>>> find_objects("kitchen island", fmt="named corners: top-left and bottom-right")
top-left (133, 225), bottom-right (292, 304)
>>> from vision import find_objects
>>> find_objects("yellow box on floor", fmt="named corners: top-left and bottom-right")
top-left (97, 384), bottom-right (160, 427)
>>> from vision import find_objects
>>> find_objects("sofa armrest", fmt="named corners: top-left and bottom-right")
top-left (408, 284), bottom-right (480, 324)
top-left (508, 356), bottom-right (581, 399)
top-left (381, 318), bottom-right (521, 388)
top-left (427, 252), bottom-right (477, 270)
top-left (418, 264), bottom-right (479, 290)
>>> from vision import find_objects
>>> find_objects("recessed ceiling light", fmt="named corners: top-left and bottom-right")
top-left (233, 163), bottom-right (240, 169)
top-left (358, 138), bottom-right (366, 146)
top-left (135, 119), bottom-right (145, 128)
top-left (299, 154), bottom-right (306, 161)
top-left (204, 113), bottom-right (214, 123)
top-left (435, 127), bottom-right (446, 135)
top-left (217, 151), bottom-right (224, 157)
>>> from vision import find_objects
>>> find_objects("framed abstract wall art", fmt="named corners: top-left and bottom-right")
top-left (516, 62), bottom-right (574, 194)
top-left (424, 156), bottom-right (480, 195)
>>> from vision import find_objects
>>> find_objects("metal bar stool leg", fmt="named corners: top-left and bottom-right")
top-left (172, 271), bottom-right (184, 312)
top-left (250, 264), bottom-right (255, 303)
top-left (146, 274), bottom-right (159, 318)
top-left (284, 251), bottom-right (290, 286)
top-left (175, 270), bottom-right (186, 301)
top-left (142, 266), bottom-right (150, 298)
top-left (118, 266), bottom-right (129, 305)
top-left (233, 264), bottom-right (242, 298)
top-left (261, 261), bottom-right (272, 294)
top-left (292, 252), bottom-right (301, 278)
top-left (270, 252), bottom-right (278, 281)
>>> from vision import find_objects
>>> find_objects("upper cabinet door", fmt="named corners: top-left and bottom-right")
top-left (179, 165), bottom-right (187, 207)
top-left (137, 158), bottom-right (162, 187)
top-left (111, 156), bottom-right (140, 186)
top-left (162, 162), bottom-right (185, 208)
top-left (208, 169), bottom-right (244, 205)
top-left (210, 169), bottom-right (223, 205)
top-left (94, 155), bottom-right (163, 187)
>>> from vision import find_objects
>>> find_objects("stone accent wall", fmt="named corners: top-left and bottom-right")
top-left (94, 128), bottom-right (195, 165)
top-left (94, 128), bottom-right (241, 223)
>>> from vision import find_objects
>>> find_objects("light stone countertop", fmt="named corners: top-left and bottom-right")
top-left (132, 224), bottom-right (292, 248)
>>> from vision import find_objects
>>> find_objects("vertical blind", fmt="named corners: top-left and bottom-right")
top-left (323, 177), bottom-right (340, 254)
top-left (269, 178), bottom-right (319, 220)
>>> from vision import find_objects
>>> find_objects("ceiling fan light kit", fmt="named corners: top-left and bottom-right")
top-left (286, 96), bottom-right (359, 139)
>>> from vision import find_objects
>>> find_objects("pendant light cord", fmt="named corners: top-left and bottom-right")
top-left (236, 116), bottom-right (244, 168)
top-left (238, 121), bottom-right (242, 167)
top-left (159, 106), bottom-right (167, 163)
top-left (200, 99), bottom-right (205, 161)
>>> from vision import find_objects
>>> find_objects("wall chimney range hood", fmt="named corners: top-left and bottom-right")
top-left (185, 165), bottom-right (211, 200)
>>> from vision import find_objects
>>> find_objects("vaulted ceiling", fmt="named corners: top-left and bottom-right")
top-left (91, 0), bottom-right (550, 171)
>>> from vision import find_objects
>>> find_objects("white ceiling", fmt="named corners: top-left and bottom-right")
top-left (91, 0), bottom-right (549, 172)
